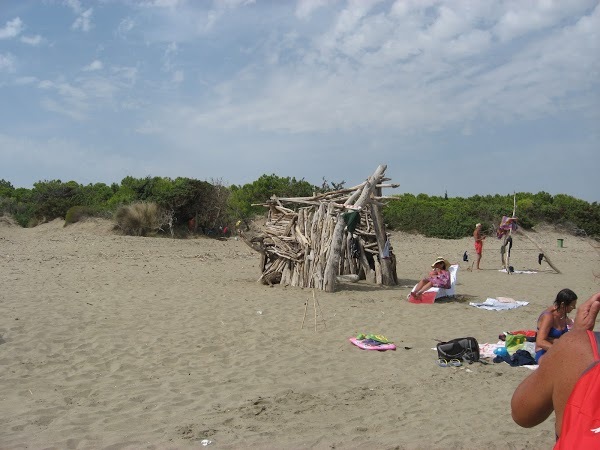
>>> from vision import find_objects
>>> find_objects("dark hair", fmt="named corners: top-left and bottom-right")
top-left (554, 288), bottom-right (577, 309)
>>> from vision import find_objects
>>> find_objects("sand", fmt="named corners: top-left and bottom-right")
top-left (1, 218), bottom-right (598, 449)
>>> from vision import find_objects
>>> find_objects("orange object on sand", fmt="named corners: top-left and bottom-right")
top-left (408, 291), bottom-right (437, 304)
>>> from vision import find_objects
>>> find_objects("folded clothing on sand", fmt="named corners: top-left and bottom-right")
top-left (469, 298), bottom-right (529, 310)
top-left (493, 349), bottom-right (537, 366)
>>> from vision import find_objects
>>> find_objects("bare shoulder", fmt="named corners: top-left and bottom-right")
top-left (549, 330), bottom-right (593, 366)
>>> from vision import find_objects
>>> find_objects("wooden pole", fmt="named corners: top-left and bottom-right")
top-left (313, 289), bottom-right (317, 331)
top-left (501, 193), bottom-right (517, 274)
top-left (323, 165), bottom-right (386, 292)
top-left (369, 202), bottom-right (397, 285)
top-left (516, 229), bottom-right (562, 274)
top-left (301, 299), bottom-right (308, 329)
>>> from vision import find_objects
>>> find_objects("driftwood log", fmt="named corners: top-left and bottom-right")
top-left (246, 165), bottom-right (399, 293)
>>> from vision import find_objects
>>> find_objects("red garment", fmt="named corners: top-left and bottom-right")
top-left (509, 330), bottom-right (537, 338)
top-left (474, 240), bottom-right (483, 255)
top-left (554, 331), bottom-right (600, 449)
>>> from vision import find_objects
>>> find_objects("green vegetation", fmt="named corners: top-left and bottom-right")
top-left (114, 202), bottom-right (165, 237)
top-left (64, 205), bottom-right (96, 226)
top-left (228, 174), bottom-right (317, 225)
top-left (0, 176), bottom-right (598, 240)
top-left (383, 192), bottom-right (600, 239)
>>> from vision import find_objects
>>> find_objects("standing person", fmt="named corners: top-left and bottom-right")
top-left (535, 288), bottom-right (578, 363)
top-left (473, 223), bottom-right (486, 270)
top-left (511, 292), bottom-right (600, 448)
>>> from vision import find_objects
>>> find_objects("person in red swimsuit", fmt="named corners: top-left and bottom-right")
top-left (511, 292), bottom-right (600, 447)
top-left (473, 223), bottom-right (486, 270)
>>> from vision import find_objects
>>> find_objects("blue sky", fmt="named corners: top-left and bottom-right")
top-left (1, 0), bottom-right (599, 201)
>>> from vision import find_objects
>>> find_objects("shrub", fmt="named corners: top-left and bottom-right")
top-left (64, 206), bottom-right (95, 226)
top-left (114, 202), bottom-right (164, 236)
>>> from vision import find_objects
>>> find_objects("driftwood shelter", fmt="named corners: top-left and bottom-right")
top-left (241, 165), bottom-right (399, 293)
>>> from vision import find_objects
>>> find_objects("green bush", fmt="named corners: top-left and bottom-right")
top-left (227, 174), bottom-right (318, 222)
top-left (383, 192), bottom-right (600, 239)
top-left (2, 173), bottom-right (598, 240)
top-left (64, 206), bottom-right (95, 226)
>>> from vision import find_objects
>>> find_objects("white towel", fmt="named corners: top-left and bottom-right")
top-left (469, 298), bottom-right (529, 311)
top-left (499, 269), bottom-right (537, 274)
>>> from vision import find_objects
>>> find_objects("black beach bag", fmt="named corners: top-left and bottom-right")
top-left (437, 337), bottom-right (480, 363)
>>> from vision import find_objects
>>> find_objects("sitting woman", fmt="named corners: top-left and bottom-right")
top-left (535, 288), bottom-right (577, 363)
top-left (411, 257), bottom-right (451, 298)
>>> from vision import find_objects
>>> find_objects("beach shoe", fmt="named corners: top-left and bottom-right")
top-left (437, 358), bottom-right (462, 367)
top-left (366, 334), bottom-right (391, 344)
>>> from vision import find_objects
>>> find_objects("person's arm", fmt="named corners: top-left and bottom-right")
top-left (573, 292), bottom-right (600, 331)
top-left (511, 347), bottom-right (556, 427)
top-left (535, 313), bottom-right (555, 351)
top-left (513, 330), bottom-right (594, 432)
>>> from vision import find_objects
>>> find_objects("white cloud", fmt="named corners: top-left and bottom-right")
top-left (216, 0), bottom-right (256, 8)
top-left (20, 34), bottom-right (44, 45)
top-left (111, 66), bottom-right (138, 86)
top-left (117, 17), bottom-right (135, 36)
top-left (0, 17), bottom-right (23, 39)
top-left (493, 0), bottom-right (598, 42)
top-left (40, 98), bottom-right (86, 120)
top-left (83, 60), bottom-right (103, 71)
top-left (135, 120), bottom-right (163, 134)
top-left (37, 79), bottom-right (89, 120)
top-left (2, 0), bottom-right (599, 201)
top-left (64, 0), bottom-right (82, 14)
top-left (139, 0), bottom-right (184, 8)
top-left (158, 0), bottom-right (598, 137)
top-left (15, 76), bottom-right (37, 85)
top-left (172, 70), bottom-right (184, 83)
top-left (0, 53), bottom-right (16, 72)
top-left (72, 8), bottom-right (94, 32)
top-left (296, 0), bottom-right (333, 20)
top-left (163, 42), bottom-right (178, 71)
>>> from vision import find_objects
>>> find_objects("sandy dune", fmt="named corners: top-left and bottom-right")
top-left (1, 218), bottom-right (598, 449)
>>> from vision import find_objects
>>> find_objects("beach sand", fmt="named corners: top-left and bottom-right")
top-left (1, 218), bottom-right (598, 449)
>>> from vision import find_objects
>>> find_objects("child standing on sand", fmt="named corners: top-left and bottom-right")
top-left (473, 223), bottom-right (486, 270)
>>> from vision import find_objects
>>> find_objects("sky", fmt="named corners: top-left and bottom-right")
top-left (0, 0), bottom-right (599, 202)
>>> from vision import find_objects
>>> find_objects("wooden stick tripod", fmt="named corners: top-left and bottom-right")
top-left (500, 193), bottom-right (561, 274)
top-left (501, 194), bottom-right (517, 274)
top-left (301, 289), bottom-right (327, 331)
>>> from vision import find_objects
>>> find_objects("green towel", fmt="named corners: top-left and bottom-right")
top-left (505, 333), bottom-right (526, 355)
top-left (343, 210), bottom-right (360, 233)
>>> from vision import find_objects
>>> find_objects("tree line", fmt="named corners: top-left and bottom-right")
top-left (0, 177), bottom-right (598, 239)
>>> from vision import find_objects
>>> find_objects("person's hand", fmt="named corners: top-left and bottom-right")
top-left (573, 292), bottom-right (600, 331)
